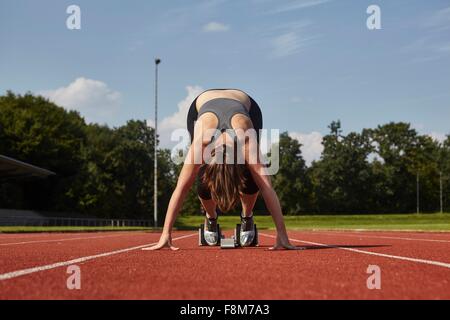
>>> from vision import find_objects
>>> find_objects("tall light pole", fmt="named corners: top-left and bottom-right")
top-left (440, 171), bottom-right (443, 214)
top-left (416, 172), bottom-right (420, 214)
top-left (154, 58), bottom-right (161, 228)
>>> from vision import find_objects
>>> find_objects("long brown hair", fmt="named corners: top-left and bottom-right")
top-left (202, 143), bottom-right (247, 213)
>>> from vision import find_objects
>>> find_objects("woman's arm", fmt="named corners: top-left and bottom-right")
top-left (145, 144), bottom-right (201, 250)
top-left (245, 143), bottom-right (301, 250)
top-left (146, 115), bottom-right (218, 250)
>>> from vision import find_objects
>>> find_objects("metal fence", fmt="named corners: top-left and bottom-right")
top-left (0, 216), bottom-right (152, 227)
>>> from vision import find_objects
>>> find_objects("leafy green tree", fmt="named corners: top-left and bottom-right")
top-left (370, 122), bottom-right (441, 212)
top-left (166, 148), bottom-right (202, 216)
top-left (310, 121), bottom-right (374, 213)
top-left (1, 92), bottom-right (447, 216)
top-left (271, 132), bottom-right (311, 214)
top-left (75, 120), bottom-right (177, 219)
top-left (69, 123), bottom-right (116, 215)
top-left (156, 148), bottom-right (180, 219)
top-left (0, 92), bottom-right (178, 220)
top-left (411, 135), bottom-right (441, 212)
top-left (369, 122), bottom-right (418, 212)
top-left (0, 92), bottom-right (86, 210)
top-left (439, 136), bottom-right (450, 212)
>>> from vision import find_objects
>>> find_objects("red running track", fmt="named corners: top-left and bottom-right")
top-left (0, 230), bottom-right (450, 300)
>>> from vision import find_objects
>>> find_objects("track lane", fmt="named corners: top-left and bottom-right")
top-left (0, 233), bottom-right (195, 281)
top-left (279, 231), bottom-right (450, 265)
top-left (0, 233), bottom-right (137, 247)
top-left (0, 232), bottom-right (165, 273)
top-left (312, 230), bottom-right (450, 243)
top-left (1, 230), bottom-right (450, 299)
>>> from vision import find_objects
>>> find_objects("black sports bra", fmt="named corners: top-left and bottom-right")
top-left (197, 98), bottom-right (250, 132)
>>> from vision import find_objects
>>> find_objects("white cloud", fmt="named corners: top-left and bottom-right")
top-left (267, 0), bottom-right (331, 15)
top-left (271, 32), bottom-right (317, 58)
top-left (271, 32), bottom-right (299, 58)
top-left (259, 129), bottom-right (280, 156)
top-left (203, 22), bottom-right (230, 32)
top-left (199, 0), bottom-right (228, 10)
top-left (413, 124), bottom-right (448, 143)
top-left (148, 85), bottom-right (204, 148)
top-left (160, 85), bottom-right (203, 131)
top-left (289, 131), bottom-right (324, 166)
top-left (412, 123), bottom-right (425, 131)
top-left (425, 6), bottom-right (450, 30)
top-left (265, 21), bottom-right (318, 58)
top-left (39, 77), bottom-right (121, 125)
top-left (406, 7), bottom-right (450, 63)
top-left (429, 132), bottom-right (447, 143)
top-left (367, 152), bottom-right (384, 164)
top-left (435, 43), bottom-right (450, 53)
top-left (158, 0), bottom-right (228, 33)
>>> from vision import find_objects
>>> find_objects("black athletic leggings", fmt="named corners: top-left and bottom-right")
top-left (186, 92), bottom-right (263, 200)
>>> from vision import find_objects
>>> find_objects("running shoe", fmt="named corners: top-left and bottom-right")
top-left (204, 216), bottom-right (219, 246)
top-left (240, 214), bottom-right (255, 246)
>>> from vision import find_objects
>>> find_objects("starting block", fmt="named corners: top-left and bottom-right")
top-left (198, 224), bottom-right (222, 246)
top-left (198, 223), bottom-right (259, 249)
top-left (220, 237), bottom-right (236, 249)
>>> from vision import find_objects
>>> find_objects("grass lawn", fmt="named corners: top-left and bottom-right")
top-left (176, 213), bottom-right (450, 232)
top-left (1, 213), bottom-right (449, 233)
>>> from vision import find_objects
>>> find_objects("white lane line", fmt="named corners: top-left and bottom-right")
top-left (314, 231), bottom-right (450, 244)
top-left (0, 232), bottom-right (144, 243)
top-left (260, 233), bottom-right (450, 270)
top-left (0, 233), bottom-right (139, 246)
top-left (0, 234), bottom-right (77, 242)
top-left (0, 234), bottom-right (57, 241)
top-left (0, 233), bottom-right (195, 281)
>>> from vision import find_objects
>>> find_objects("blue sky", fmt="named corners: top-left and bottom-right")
top-left (1, 0), bottom-right (449, 163)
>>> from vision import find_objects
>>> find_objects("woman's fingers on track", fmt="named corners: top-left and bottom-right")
top-left (141, 241), bottom-right (180, 251)
top-left (142, 241), bottom-right (167, 250)
top-left (268, 244), bottom-right (283, 250)
top-left (269, 244), bottom-right (304, 250)
top-left (142, 244), bottom-right (163, 251)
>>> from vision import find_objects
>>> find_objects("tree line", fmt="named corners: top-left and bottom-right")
top-left (273, 122), bottom-right (449, 214)
top-left (0, 92), bottom-right (448, 219)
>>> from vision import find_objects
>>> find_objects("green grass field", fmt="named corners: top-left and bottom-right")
top-left (176, 213), bottom-right (450, 232)
top-left (2, 213), bottom-right (449, 233)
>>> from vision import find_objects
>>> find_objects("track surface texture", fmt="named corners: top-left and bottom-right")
top-left (1, 230), bottom-right (449, 299)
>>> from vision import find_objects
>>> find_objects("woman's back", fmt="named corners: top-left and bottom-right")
top-left (196, 89), bottom-right (252, 112)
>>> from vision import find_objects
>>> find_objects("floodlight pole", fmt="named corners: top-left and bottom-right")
top-left (154, 58), bottom-right (161, 228)
top-left (416, 172), bottom-right (420, 214)
top-left (440, 171), bottom-right (443, 214)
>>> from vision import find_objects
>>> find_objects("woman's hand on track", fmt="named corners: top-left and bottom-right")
top-left (269, 235), bottom-right (304, 250)
top-left (143, 233), bottom-right (179, 251)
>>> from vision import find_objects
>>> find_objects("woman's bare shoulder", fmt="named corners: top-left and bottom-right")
top-left (196, 89), bottom-right (251, 110)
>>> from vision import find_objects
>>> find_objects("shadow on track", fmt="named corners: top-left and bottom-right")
top-left (183, 244), bottom-right (390, 251)
top-left (299, 244), bottom-right (390, 250)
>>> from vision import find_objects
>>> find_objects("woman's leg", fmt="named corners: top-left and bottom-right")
top-left (239, 192), bottom-right (258, 246)
top-left (197, 165), bottom-right (218, 219)
top-left (198, 196), bottom-right (220, 246)
top-left (240, 192), bottom-right (259, 217)
top-left (199, 197), bottom-right (218, 219)
top-left (196, 166), bottom-right (221, 244)
top-left (240, 166), bottom-right (260, 217)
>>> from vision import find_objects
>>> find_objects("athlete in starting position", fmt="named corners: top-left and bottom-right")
top-left (146, 89), bottom-right (300, 250)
